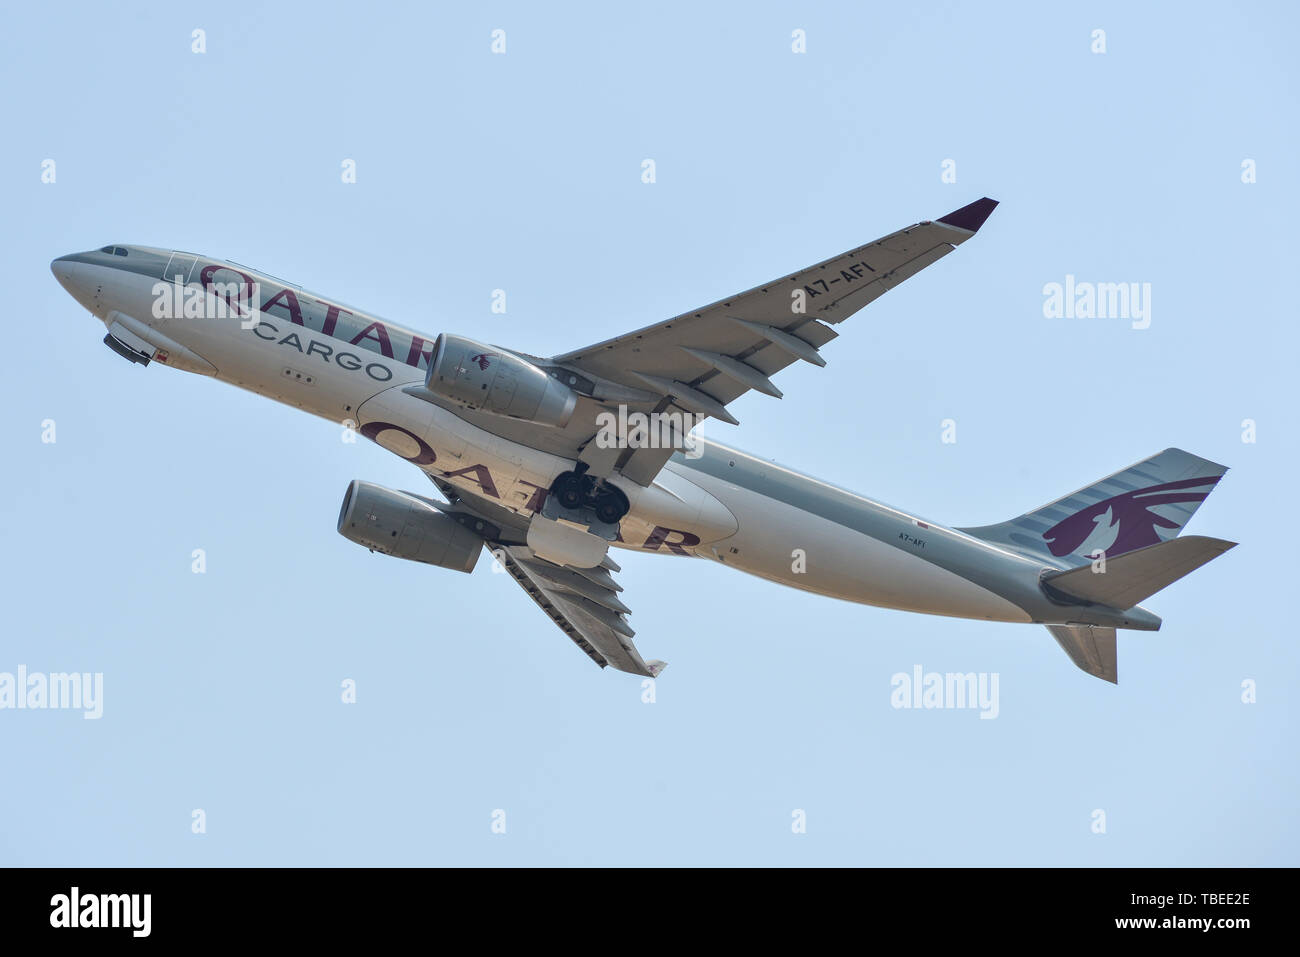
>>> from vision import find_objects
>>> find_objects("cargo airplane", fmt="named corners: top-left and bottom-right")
top-left (51, 198), bottom-right (1235, 682)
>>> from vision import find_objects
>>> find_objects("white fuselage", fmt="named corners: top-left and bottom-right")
top-left (54, 250), bottom-right (1038, 626)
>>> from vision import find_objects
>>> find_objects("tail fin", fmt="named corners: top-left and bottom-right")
top-left (959, 448), bottom-right (1228, 566)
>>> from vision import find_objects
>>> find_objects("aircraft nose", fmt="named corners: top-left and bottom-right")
top-left (50, 254), bottom-right (78, 289)
top-left (51, 253), bottom-right (102, 317)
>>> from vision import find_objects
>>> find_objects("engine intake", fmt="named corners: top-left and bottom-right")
top-left (421, 334), bottom-right (577, 428)
top-left (337, 480), bottom-right (482, 573)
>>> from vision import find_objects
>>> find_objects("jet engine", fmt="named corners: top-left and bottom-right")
top-left (337, 480), bottom-right (483, 573)
top-left (420, 334), bottom-right (577, 428)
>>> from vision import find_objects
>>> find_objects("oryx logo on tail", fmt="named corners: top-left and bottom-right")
top-left (1042, 475), bottom-right (1223, 558)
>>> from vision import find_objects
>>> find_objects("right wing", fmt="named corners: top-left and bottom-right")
top-left (553, 197), bottom-right (1000, 485)
top-left (495, 544), bottom-right (666, 678)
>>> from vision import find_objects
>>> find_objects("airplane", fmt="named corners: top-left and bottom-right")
top-left (50, 198), bottom-right (1235, 683)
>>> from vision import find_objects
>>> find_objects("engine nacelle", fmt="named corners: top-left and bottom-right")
top-left (424, 334), bottom-right (577, 428)
top-left (337, 480), bottom-right (482, 573)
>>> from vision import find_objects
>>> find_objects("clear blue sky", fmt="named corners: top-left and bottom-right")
top-left (2, 1), bottom-right (1295, 865)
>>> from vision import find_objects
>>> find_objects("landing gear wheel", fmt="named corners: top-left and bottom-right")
top-left (593, 487), bottom-right (630, 526)
top-left (555, 474), bottom-right (586, 511)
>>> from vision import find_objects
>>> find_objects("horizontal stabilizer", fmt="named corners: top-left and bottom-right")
top-left (1047, 625), bottom-right (1118, 683)
top-left (1043, 535), bottom-right (1236, 610)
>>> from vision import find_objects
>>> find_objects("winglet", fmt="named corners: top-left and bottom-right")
top-left (937, 197), bottom-right (999, 233)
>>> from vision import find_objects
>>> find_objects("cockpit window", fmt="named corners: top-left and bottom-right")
top-left (99, 246), bottom-right (128, 256)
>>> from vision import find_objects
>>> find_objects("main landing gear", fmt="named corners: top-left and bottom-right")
top-left (548, 464), bottom-right (630, 527)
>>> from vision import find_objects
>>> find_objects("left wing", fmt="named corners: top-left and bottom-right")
top-left (430, 475), bottom-right (664, 677)
top-left (495, 544), bottom-right (666, 678)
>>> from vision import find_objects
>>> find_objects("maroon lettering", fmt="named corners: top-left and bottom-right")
top-left (406, 335), bottom-right (435, 369)
top-left (314, 300), bottom-right (352, 337)
top-left (262, 287), bottom-right (304, 325)
top-left (642, 526), bottom-right (701, 555)
top-left (199, 263), bottom-right (256, 308)
top-left (350, 320), bottom-right (394, 359)
top-left (516, 479), bottom-right (548, 513)
top-left (358, 421), bottom-right (437, 466)
top-left (442, 464), bottom-right (499, 499)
